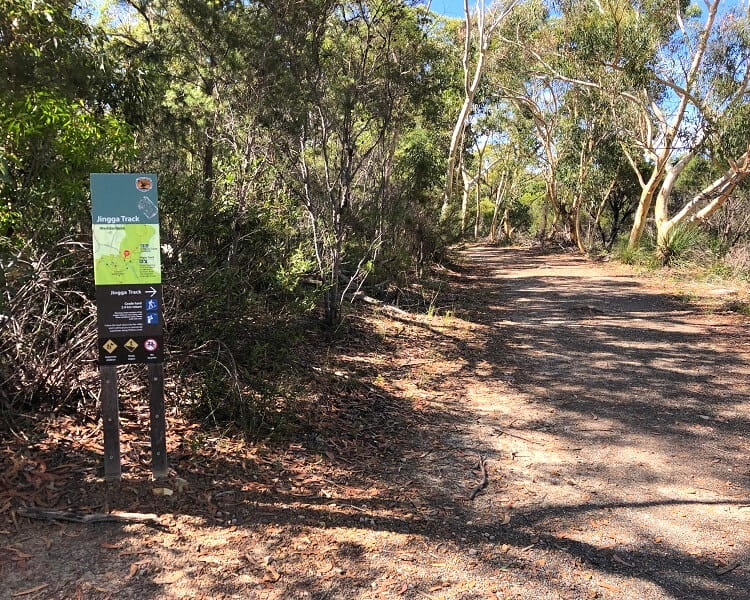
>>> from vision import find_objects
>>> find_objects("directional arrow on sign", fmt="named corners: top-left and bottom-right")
top-left (146, 286), bottom-right (157, 297)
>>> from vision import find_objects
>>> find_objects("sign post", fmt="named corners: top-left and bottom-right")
top-left (100, 366), bottom-right (121, 480)
top-left (91, 173), bottom-right (167, 480)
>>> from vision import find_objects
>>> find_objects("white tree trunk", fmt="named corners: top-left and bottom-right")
top-left (657, 149), bottom-right (750, 245)
top-left (626, 0), bottom-right (720, 248)
top-left (440, 0), bottom-right (517, 222)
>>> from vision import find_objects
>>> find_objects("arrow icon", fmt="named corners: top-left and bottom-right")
top-left (146, 286), bottom-right (157, 297)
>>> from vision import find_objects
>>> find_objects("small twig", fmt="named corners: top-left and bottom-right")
top-left (495, 427), bottom-right (546, 445)
top-left (716, 562), bottom-right (741, 576)
top-left (469, 455), bottom-right (489, 500)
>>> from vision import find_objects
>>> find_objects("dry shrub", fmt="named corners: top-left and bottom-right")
top-left (0, 238), bottom-right (97, 421)
top-left (723, 242), bottom-right (750, 273)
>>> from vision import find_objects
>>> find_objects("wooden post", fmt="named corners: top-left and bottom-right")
top-left (148, 363), bottom-right (168, 479)
top-left (100, 366), bottom-right (121, 481)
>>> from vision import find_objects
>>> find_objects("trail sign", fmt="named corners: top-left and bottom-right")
top-left (91, 173), bottom-right (168, 481)
top-left (91, 173), bottom-right (164, 365)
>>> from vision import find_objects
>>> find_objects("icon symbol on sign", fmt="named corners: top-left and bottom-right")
top-left (124, 339), bottom-right (138, 352)
top-left (138, 196), bottom-right (158, 219)
top-left (144, 338), bottom-right (158, 352)
top-left (146, 312), bottom-right (159, 325)
top-left (135, 177), bottom-right (153, 191)
top-left (145, 299), bottom-right (158, 311)
top-left (103, 339), bottom-right (118, 353)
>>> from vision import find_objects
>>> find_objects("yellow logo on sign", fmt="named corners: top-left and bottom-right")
top-left (124, 339), bottom-right (138, 352)
top-left (103, 339), bottom-right (118, 353)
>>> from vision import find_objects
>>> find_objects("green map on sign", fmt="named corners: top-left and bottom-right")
top-left (93, 224), bottom-right (161, 285)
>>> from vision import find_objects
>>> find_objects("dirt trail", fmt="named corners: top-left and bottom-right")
top-left (446, 246), bottom-right (750, 599)
top-left (2, 246), bottom-right (749, 600)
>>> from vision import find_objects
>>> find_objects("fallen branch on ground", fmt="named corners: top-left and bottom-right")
top-left (349, 291), bottom-right (411, 317)
top-left (18, 506), bottom-right (162, 526)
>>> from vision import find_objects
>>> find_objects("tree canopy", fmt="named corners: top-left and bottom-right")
top-left (2, 0), bottom-right (749, 415)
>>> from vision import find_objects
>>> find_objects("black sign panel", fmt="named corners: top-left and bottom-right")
top-left (96, 284), bottom-right (164, 364)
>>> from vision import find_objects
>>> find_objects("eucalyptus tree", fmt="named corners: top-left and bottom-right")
top-left (675, 156), bottom-right (750, 255)
top-left (549, 0), bottom-right (750, 255)
top-left (458, 122), bottom-right (502, 237)
top-left (270, 0), bottom-right (446, 323)
top-left (588, 140), bottom-right (644, 250)
top-left (515, 78), bottom-right (571, 237)
top-left (555, 85), bottom-right (626, 251)
top-left (485, 118), bottom-right (537, 241)
top-left (440, 0), bottom-right (519, 223)
top-left (478, 0), bottom-right (607, 242)
top-left (458, 107), bottom-right (524, 238)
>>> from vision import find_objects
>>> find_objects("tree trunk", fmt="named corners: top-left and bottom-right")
top-left (572, 196), bottom-right (585, 253)
top-left (627, 171), bottom-right (661, 249)
top-left (202, 67), bottom-right (216, 209)
top-left (626, 2), bottom-right (719, 249)
top-left (460, 167), bottom-right (471, 233)
top-left (502, 207), bottom-right (514, 241)
top-left (474, 175), bottom-right (481, 239)
top-left (657, 150), bottom-right (750, 246)
top-left (592, 177), bottom-right (616, 249)
top-left (440, 0), bottom-right (516, 221)
top-left (489, 172), bottom-right (507, 240)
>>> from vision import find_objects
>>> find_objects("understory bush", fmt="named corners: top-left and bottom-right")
top-left (0, 238), bottom-right (97, 419)
top-left (656, 223), bottom-right (710, 266)
top-left (724, 242), bottom-right (750, 274)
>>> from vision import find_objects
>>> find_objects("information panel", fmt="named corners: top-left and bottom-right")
top-left (91, 174), bottom-right (164, 364)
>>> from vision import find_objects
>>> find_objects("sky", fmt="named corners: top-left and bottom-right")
top-left (428, 0), bottom-right (750, 20)
top-left (428, 0), bottom-right (467, 18)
